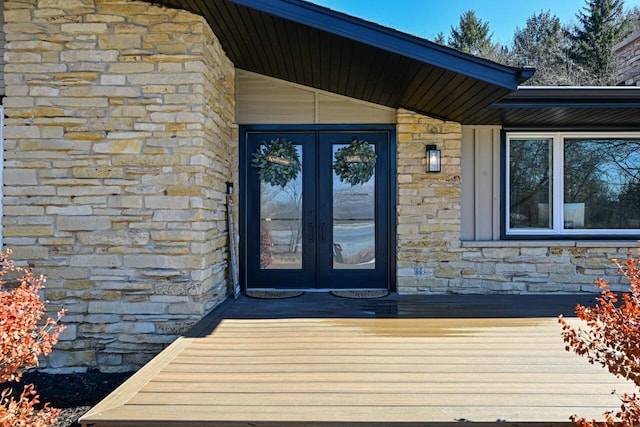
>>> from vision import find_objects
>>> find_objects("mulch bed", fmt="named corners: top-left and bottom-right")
top-left (2, 371), bottom-right (134, 427)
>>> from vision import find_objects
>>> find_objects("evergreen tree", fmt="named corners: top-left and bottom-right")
top-left (433, 32), bottom-right (446, 46)
top-left (447, 10), bottom-right (497, 57)
top-left (438, 1), bottom-right (640, 86)
top-left (627, 6), bottom-right (640, 34)
top-left (569, 0), bottom-right (628, 85)
top-left (512, 11), bottom-right (591, 85)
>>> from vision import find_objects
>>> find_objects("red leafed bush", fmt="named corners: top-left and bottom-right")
top-left (0, 249), bottom-right (65, 426)
top-left (559, 248), bottom-right (640, 426)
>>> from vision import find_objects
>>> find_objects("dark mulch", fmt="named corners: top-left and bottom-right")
top-left (2, 371), bottom-right (134, 427)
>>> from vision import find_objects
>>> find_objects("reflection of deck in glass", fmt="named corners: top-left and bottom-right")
top-left (333, 221), bottom-right (375, 269)
top-left (332, 150), bottom-right (376, 270)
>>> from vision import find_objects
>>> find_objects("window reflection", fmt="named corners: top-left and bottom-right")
top-left (508, 136), bottom-right (640, 234)
top-left (509, 139), bottom-right (553, 229)
top-left (333, 144), bottom-right (375, 269)
top-left (564, 139), bottom-right (640, 229)
top-left (259, 145), bottom-right (303, 269)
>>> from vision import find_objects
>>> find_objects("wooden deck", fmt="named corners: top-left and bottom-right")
top-left (80, 293), bottom-right (635, 426)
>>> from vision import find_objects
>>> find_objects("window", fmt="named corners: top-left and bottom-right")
top-left (506, 132), bottom-right (640, 237)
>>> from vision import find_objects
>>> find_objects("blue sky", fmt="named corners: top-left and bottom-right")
top-left (309, 0), bottom-right (640, 45)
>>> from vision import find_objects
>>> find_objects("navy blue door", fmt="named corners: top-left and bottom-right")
top-left (243, 130), bottom-right (391, 290)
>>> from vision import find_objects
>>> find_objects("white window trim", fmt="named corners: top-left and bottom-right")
top-left (506, 131), bottom-right (640, 237)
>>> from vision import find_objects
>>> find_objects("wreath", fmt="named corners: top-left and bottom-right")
top-left (252, 137), bottom-right (301, 188)
top-left (333, 139), bottom-right (377, 186)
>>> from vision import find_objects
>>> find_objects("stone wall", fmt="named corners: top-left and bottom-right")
top-left (395, 109), bottom-right (636, 295)
top-left (3, 0), bottom-right (236, 371)
top-left (458, 242), bottom-right (635, 294)
top-left (396, 109), bottom-right (463, 293)
top-left (614, 30), bottom-right (640, 86)
top-left (0, 0), bottom-right (5, 96)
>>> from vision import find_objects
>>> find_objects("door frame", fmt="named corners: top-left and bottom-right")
top-left (239, 124), bottom-right (397, 292)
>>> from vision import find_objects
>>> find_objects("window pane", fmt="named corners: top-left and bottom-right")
top-left (564, 139), bottom-right (640, 229)
top-left (332, 144), bottom-right (375, 270)
top-left (259, 145), bottom-right (303, 269)
top-left (509, 139), bottom-right (553, 229)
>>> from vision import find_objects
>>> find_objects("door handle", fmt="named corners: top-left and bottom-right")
top-left (321, 221), bottom-right (327, 241)
top-left (308, 221), bottom-right (314, 240)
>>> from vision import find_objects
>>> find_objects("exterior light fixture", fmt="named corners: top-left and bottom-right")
top-left (426, 144), bottom-right (441, 173)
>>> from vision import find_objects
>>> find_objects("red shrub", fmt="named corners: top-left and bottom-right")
top-left (559, 248), bottom-right (640, 426)
top-left (0, 250), bottom-right (65, 426)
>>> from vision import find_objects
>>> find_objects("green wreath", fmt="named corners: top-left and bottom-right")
top-left (333, 139), bottom-right (377, 186)
top-left (252, 137), bottom-right (301, 188)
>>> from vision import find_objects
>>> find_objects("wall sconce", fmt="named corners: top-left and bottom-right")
top-left (426, 144), bottom-right (441, 173)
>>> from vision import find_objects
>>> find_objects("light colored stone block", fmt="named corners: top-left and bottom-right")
top-left (48, 350), bottom-right (97, 369)
top-left (78, 230), bottom-right (149, 246)
top-left (151, 230), bottom-right (206, 241)
top-left (111, 154), bottom-right (182, 166)
top-left (93, 140), bottom-right (143, 154)
top-left (123, 254), bottom-right (197, 269)
top-left (72, 167), bottom-right (123, 178)
top-left (46, 205), bottom-right (93, 215)
top-left (4, 169), bottom-right (38, 185)
top-left (9, 246), bottom-right (50, 260)
top-left (61, 23), bottom-right (108, 34)
top-left (4, 125), bottom-right (41, 139)
top-left (70, 254), bottom-right (122, 268)
top-left (88, 301), bottom-right (167, 315)
top-left (144, 196), bottom-right (190, 209)
top-left (57, 216), bottom-right (111, 231)
top-left (3, 226), bottom-right (54, 237)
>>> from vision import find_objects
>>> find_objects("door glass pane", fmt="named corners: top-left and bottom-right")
top-left (259, 145), bottom-right (303, 269)
top-left (564, 138), bottom-right (640, 229)
top-left (509, 138), bottom-right (553, 229)
top-left (332, 144), bottom-right (375, 270)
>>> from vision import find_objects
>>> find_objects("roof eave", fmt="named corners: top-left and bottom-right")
top-left (230, 0), bottom-right (531, 90)
top-left (495, 86), bottom-right (640, 108)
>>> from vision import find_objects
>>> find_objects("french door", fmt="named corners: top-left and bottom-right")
top-left (242, 128), bottom-right (393, 290)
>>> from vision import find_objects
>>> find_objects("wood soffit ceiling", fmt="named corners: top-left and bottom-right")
top-left (148, 0), bottom-right (640, 128)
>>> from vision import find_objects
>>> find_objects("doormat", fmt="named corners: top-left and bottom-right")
top-left (246, 291), bottom-right (304, 299)
top-left (330, 290), bottom-right (389, 299)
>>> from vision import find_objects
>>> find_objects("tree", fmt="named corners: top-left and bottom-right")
top-left (433, 32), bottom-right (446, 46)
top-left (568, 0), bottom-right (629, 85)
top-left (447, 10), bottom-right (497, 58)
top-left (439, 2), bottom-right (640, 85)
top-left (626, 6), bottom-right (640, 34)
top-left (559, 248), bottom-right (640, 426)
top-left (0, 249), bottom-right (65, 426)
top-left (512, 11), bottom-right (591, 85)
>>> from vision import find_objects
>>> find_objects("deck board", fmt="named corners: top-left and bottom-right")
top-left (80, 294), bottom-right (634, 426)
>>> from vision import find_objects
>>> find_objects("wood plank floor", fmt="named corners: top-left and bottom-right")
top-left (80, 294), bottom-right (635, 426)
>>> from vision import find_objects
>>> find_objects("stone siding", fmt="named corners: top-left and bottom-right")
top-left (614, 30), bottom-right (640, 86)
top-left (395, 109), bottom-right (636, 295)
top-left (396, 109), bottom-right (463, 293)
top-left (3, 0), bottom-right (236, 371)
top-left (459, 242), bottom-right (636, 294)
